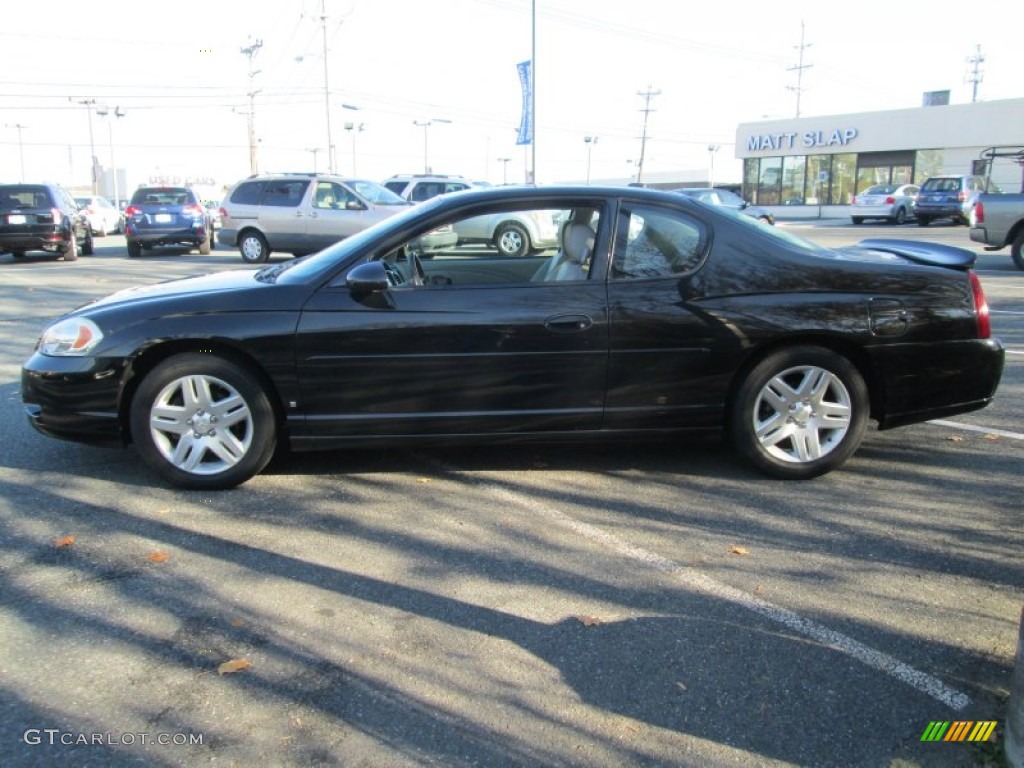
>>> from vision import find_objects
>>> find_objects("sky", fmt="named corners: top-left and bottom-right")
top-left (1, 0), bottom-right (1021, 196)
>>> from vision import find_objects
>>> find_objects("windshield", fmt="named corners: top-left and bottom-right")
top-left (347, 180), bottom-right (409, 206)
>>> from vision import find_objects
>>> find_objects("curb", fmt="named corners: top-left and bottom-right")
top-left (1007, 603), bottom-right (1024, 768)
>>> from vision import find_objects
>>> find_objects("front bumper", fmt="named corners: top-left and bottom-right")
top-left (22, 352), bottom-right (128, 444)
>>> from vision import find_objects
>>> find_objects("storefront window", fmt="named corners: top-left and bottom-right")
top-left (805, 155), bottom-right (830, 206)
top-left (758, 157), bottom-right (783, 205)
top-left (742, 159), bottom-right (759, 203)
top-left (830, 153), bottom-right (856, 205)
top-left (782, 156), bottom-right (806, 205)
top-left (914, 150), bottom-right (944, 184)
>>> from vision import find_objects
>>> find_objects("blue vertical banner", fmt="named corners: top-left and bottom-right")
top-left (516, 60), bottom-right (533, 146)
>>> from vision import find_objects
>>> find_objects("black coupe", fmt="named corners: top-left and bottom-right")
top-left (22, 186), bottom-right (1004, 489)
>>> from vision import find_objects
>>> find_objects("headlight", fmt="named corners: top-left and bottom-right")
top-left (38, 317), bottom-right (104, 356)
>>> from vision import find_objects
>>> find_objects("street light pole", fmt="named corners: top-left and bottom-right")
top-left (707, 144), bottom-right (720, 188)
top-left (75, 99), bottom-right (98, 192)
top-left (97, 106), bottom-right (125, 205)
top-left (344, 122), bottom-right (365, 176)
top-left (497, 157), bottom-right (511, 184)
top-left (319, 0), bottom-right (335, 174)
top-left (584, 135), bottom-right (599, 184)
top-left (7, 123), bottom-right (27, 182)
top-left (413, 119), bottom-right (451, 174)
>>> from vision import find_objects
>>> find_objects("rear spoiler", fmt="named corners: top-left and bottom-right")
top-left (853, 238), bottom-right (977, 270)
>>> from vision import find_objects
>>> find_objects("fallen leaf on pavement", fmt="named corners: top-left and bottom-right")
top-left (147, 551), bottom-right (169, 563)
top-left (576, 615), bottom-right (603, 627)
top-left (217, 658), bottom-right (252, 676)
top-left (946, 435), bottom-right (965, 443)
top-left (984, 434), bottom-right (1000, 441)
top-left (52, 535), bottom-right (75, 548)
top-left (729, 545), bottom-right (750, 556)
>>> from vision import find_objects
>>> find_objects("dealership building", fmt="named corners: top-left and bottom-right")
top-left (734, 96), bottom-right (1024, 217)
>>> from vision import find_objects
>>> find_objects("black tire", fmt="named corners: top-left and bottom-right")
top-left (893, 207), bottom-right (907, 225)
top-left (63, 232), bottom-right (78, 262)
top-left (82, 230), bottom-right (94, 256)
top-left (851, 217), bottom-right (863, 225)
top-left (1011, 230), bottom-right (1024, 271)
top-left (127, 239), bottom-right (142, 258)
top-left (130, 353), bottom-right (277, 489)
top-left (239, 231), bottom-right (270, 263)
top-left (198, 231), bottom-right (212, 256)
top-left (494, 222), bottom-right (531, 258)
top-left (99, 221), bottom-right (109, 237)
top-left (730, 346), bottom-right (868, 480)
top-left (916, 217), bottom-right (930, 227)
top-left (11, 251), bottom-right (26, 258)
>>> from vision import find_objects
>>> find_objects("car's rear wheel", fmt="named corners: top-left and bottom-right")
top-left (239, 231), bottom-right (270, 263)
top-left (63, 232), bottom-right (78, 262)
top-left (730, 346), bottom-right (868, 479)
top-left (1011, 230), bottom-right (1024, 271)
top-left (494, 222), bottom-right (531, 258)
top-left (851, 217), bottom-right (863, 225)
top-left (130, 353), bottom-right (277, 490)
top-left (916, 216), bottom-right (930, 227)
top-left (127, 239), bottom-right (142, 258)
top-left (11, 251), bottom-right (26, 258)
top-left (99, 221), bottom-right (109, 237)
top-left (893, 207), bottom-right (907, 225)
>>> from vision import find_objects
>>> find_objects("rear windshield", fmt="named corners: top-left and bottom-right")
top-left (863, 184), bottom-right (897, 194)
top-left (921, 178), bottom-right (962, 192)
top-left (131, 187), bottom-right (191, 206)
top-left (0, 185), bottom-right (54, 210)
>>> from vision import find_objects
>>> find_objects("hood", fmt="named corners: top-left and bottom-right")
top-left (82, 269), bottom-right (263, 312)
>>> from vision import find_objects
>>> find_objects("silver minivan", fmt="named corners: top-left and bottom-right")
top-left (218, 173), bottom-right (412, 263)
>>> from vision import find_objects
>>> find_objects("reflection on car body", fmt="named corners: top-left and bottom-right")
top-left (21, 186), bottom-right (1004, 489)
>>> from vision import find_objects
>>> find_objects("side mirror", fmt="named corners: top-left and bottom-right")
top-left (740, 201), bottom-right (749, 210)
top-left (345, 199), bottom-right (367, 211)
top-left (346, 261), bottom-right (389, 292)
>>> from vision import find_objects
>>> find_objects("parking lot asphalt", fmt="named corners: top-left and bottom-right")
top-left (0, 225), bottom-right (1021, 767)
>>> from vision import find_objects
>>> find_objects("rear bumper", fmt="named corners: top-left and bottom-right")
top-left (869, 338), bottom-right (1004, 429)
top-left (0, 231), bottom-right (68, 252)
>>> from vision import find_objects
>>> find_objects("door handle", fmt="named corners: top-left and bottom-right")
top-left (544, 314), bottom-right (593, 333)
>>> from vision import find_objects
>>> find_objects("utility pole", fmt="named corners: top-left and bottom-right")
top-left (786, 20), bottom-right (813, 118)
top-left (74, 98), bottom-right (99, 193)
top-left (635, 86), bottom-right (660, 185)
top-left (240, 38), bottom-right (263, 175)
top-left (965, 44), bottom-right (985, 103)
top-left (6, 124), bottom-right (27, 182)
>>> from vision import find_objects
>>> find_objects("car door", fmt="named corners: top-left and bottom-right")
top-left (605, 202), bottom-right (720, 430)
top-left (293, 205), bottom-right (610, 438)
top-left (305, 181), bottom-right (396, 252)
top-left (257, 178), bottom-right (311, 252)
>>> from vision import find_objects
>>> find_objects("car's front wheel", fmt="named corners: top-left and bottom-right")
top-left (239, 231), bottom-right (270, 263)
top-left (82, 230), bottom-right (94, 256)
top-left (916, 216), bottom-right (930, 227)
top-left (730, 346), bottom-right (868, 479)
top-left (199, 231), bottom-right (212, 255)
top-left (130, 353), bottom-right (277, 489)
top-left (494, 222), bottom-right (531, 258)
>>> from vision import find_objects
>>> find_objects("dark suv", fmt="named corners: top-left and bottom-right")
top-left (123, 186), bottom-right (213, 258)
top-left (913, 174), bottom-right (999, 226)
top-left (0, 183), bottom-right (93, 261)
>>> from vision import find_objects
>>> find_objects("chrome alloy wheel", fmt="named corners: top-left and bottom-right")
top-left (148, 374), bottom-right (254, 475)
top-left (752, 364), bottom-right (852, 463)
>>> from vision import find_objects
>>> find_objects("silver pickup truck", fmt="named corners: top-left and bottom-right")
top-left (969, 192), bottom-right (1024, 270)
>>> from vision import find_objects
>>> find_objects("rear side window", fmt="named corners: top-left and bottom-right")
top-left (230, 181), bottom-right (265, 205)
top-left (612, 205), bottom-right (707, 279)
top-left (261, 180), bottom-right (310, 207)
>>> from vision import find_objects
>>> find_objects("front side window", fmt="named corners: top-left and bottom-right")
top-left (612, 206), bottom-right (706, 279)
top-left (313, 182), bottom-right (357, 209)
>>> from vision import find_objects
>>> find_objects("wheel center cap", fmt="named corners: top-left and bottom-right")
top-left (793, 403), bottom-right (813, 426)
top-left (192, 410), bottom-right (215, 435)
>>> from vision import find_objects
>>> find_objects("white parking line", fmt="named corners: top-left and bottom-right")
top-left (928, 419), bottom-right (1024, 441)
top-left (478, 480), bottom-right (971, 712)
top-left (1004, 350), bottom-right (1024, 356)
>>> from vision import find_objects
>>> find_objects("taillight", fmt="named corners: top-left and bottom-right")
top-left (884, 196), bottom-right (895, 205)
top-left (218, 207), bottom-right (227, 218)
top-left (124, 206), bottom-right (141, 217)
top-left (974, 201), bottom-right (985, 223)
top-left (969, 271), bottom-right (990, 339)
top-left (183, 204), bottom-right (203, 216)
top-left (50, 208), bottom-right (63, 225)
top-left (851, 195), bottom-right (857, 204)
top-left (958, 190), bottom-right (968, 202)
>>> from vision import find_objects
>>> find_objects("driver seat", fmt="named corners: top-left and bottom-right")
top-left (532, 221), bottom-right (594, 282)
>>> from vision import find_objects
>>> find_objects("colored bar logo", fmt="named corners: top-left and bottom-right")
top-left (920, 721), bottom-right (997, 742)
